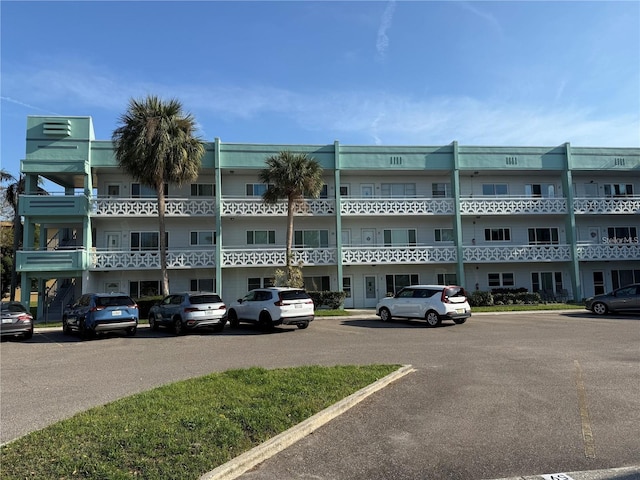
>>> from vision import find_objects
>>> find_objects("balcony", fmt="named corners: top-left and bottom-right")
top-left (90, 248), bottom-right (216, 270)
top-left (221, 198), bottom-right (336, 216)
top-left (17, 248), bottom-right (86, 272)
top-left (342, 245), bottom-right (457, 264)
top-left (221, 247), bottom-right (337, 267)
top-left (459, 197), bottom-right (567, 215)
top-left (340, 197), bottom-right (454, 216)
top-left (463, 245), bottom-right (572, 263)
top-left (576, 243), bottom-right (640, 261)
top-left (19, 194), bottom-right (90, 217)
top-left (91, 197), bottom-right (215, 216)
top-left (573, 197), bottom-right (640, 215)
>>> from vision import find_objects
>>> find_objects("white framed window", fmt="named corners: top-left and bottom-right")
top-left (604, 184), bottom-right (633, 197)
top-left (304, 276), bottom-right (330, 291)
top-left (246, 184), bottom-right (273, 196)
top-left (248, 277), bottom-right (275, 291)
top-left (190, 278), bottom-right (214, 291)
top-left (488, 273), bottom-right (515, 287)
top-left (525, 183), bottom-right (556, 198)
top-left (531, 272), bottom-right (563, 294)
top-left (434, 228), bottom-right (454, 243)
top-left (190, 183), bottom-right (215, 197)
top-left (383, 229), bottom-right (417, 246)
top-left (339, 184), bottom-right (350, 197)
top-left (132, 183), bottom-right (168, 198)
top-left (611, 269), bottom-right (640, 289)
top-left (247, 230), bottom-right (276, 245)
top-left (528, 228), bottom-right (559, 245)
top-left (605, 227), bottom-right (638, 243)
top-left (129, 280), bottom-right (160, 298)
top-left (437, 273), bottom-right (458, 285)
top-left (294, 230), bottom-right (329, 248)
top-left (131, 231), bottom-right (168, 251)
top-left (381, 183), bottom-right (416, 197)
top-left (482, 184), bottom-right (509, 196)
top-left (385, 274), bottom-right (419, 295)
top-left (485, 228), bottom-right (511, 242)
top-left (106, 184), bottom-right (121, 197)
top-left (190, 231), bottom-right (215, 246)
top-left (432, 183), bottom-right (451, 198)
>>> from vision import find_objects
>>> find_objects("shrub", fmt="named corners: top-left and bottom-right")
top-left (308, 291), bottom-right (347, 309)
top-left (469, 290), bottom-right (493, 307)
top-left (135, 296), bottom-right (162, 319)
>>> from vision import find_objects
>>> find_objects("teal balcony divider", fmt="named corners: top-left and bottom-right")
top-left (19, 195), bottom-right (90, 217)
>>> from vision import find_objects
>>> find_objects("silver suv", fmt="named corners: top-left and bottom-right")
top-left (227, 287), bottom-right (314, 331)
top-left (148, 292), bottom-right (227, 335)
top-left (376, 285), bottom-right (471, 327)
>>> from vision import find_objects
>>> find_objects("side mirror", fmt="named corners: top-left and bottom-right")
top-left (237, 298), bottom-right (243, 303)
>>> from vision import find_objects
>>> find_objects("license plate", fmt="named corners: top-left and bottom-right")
top-left (112, 310), bottom-right (122, 316)
top-left (456, 309), bottom-right (465, 314)
top-left (295, 304), bottom-right (302, 309)
top-left (2, 318), bottom-right (13, 324)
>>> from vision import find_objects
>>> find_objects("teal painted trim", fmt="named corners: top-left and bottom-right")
top-left (334, 141), bottom-right (343, 293)
top-left (219, 143), bottom-right (336, 169)
top-left (19, 195), bottom-right (90, 217)
top-left (214, 138), bottom-right (223, 295)
top-left (452, 142), bottom-right (465, 285)
top-left (564, 144), bottom-right (581, 301)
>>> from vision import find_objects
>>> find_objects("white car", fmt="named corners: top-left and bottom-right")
top-left (376, 285), bottom-right (471, 327)
top-left (228, 287), bottom-right (315, 331)
top-left (148, 292), bottom-right (227, 335)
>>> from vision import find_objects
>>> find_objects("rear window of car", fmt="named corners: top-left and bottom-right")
top-left (445, 287), bottom-right (466, 298)
top-left (190, 295), bottom-right (222, 304)
top-left (279, 290), bottom-right (310, 301)
top-left (96, 296), bottom-right (135, 307)
top-left (1, 303), bottom-right (27, 313)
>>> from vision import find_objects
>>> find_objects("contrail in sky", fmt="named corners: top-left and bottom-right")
top-left (376, 0), bottom-right (396, 59)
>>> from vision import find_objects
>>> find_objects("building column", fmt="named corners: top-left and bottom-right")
top-left (214, 138), bottom-right (223, 296)
top-left (334, 141), bottom-right (344, 297)
top-left (564, 143), bottom-right (581, 302)
top-left (451, 142), bottom-right (465, 285)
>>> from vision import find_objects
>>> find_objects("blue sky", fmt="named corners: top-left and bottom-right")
top-left (1, 1), bottom-right (639, 182)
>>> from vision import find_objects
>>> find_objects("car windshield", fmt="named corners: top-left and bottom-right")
top-left (190, 295), bottom-right (222, 304)
top-left (96, 296), bottom-right (135, 307)
top-left (279, 290), bottom-right (309, 301)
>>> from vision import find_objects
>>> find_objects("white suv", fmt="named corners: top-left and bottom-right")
top-left (376, 285), bottom-right (471, 327)
top-left (228, 287), bottom-right (314, 331)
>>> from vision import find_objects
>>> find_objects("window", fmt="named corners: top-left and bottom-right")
top-left (528, 228), bottom-right (559, 245)
top-left (612, 270), bottom-right (640, 290)
top-left (190, 231), bottom-right (215, 246)
top-left (531, 272), bottom-right (563, 294)
top-left (130, 280), bottom-right (160, 298)
top-left (106, 185), bottom-right (120, 197)
top-left (385, 274), bottom-right (419, 295)
top-left (488, 273), bottom-right (515, 287)
top-left (381, 183), bottom-right (416, 197)
top-left (432, 183), bottom-right (451, 198)
top-left (132, 183), bottom-right (168, 198)
top-left (131, 232), bottom-right (168, 251)
top-left (247, 230), bottom-right (276, 245)
top-left (435, 228), bottom-right (454, 242)
top-left (525, 184), bottom-right (556, 198)
top-left (606, 227), bottom-right (638, 243)
top-left (246, 184), bottom-right (273, 196)
top-left (604, 184), bottom-right (633, 197)
top-left (190, 184), bottom-right (215, 197)
top-left (383, 229), bottom-right (417, 246)
top-left (247, 277), bottom-right (275, 291)
top-left (482, 184), bottom-right (509, 196)
top-left (304, 276), bottom-right (330, 291)
top-left (485, 228), bottom-right (511, 242)
top-left (437, 273), bottom-right (457, 285)
top-left (190, 279), bottom-right (214, 291)
top-left (294, 230), bottom-right (329, 248)
top-left (339, 185), bottom-right (350, 196)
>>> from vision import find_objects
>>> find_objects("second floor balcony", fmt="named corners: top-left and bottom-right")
top-left (91, 197), bottom-right (215, 216)
top-left (90, 248), bottom-right (216, 270)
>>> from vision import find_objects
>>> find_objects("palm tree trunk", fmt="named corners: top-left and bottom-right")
top-left (157, 182), bottom-right (170, 296)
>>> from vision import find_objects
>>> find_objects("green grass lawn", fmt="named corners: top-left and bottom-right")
top-left (1, 365), bottom-right (399, 480)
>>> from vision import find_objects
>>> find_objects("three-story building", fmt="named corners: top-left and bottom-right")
top-left (17, 116), bottom-right (640, 319)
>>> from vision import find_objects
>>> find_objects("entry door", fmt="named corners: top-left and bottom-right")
top-left (364, 275), bottom-right (377, 308)
top-left (342, 276), bottom-right (353, 308)
top-left (362, 229), bottom-right (376, 246)
top-left (341, 230), bottom-right (351, 247)
top-left (361, 184), bottom-right (374, 197)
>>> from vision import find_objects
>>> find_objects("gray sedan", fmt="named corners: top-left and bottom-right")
top-left (585, 283), bottom-right (640, 315)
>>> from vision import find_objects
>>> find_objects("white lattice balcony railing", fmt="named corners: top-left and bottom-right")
top-left (221, 198), bottom-right (336, 216)
top-left (340, 197), bottom-right (454, 216)
top-left (221, 247), bottom-right (337, 267)
top-left (459, 197), bottom-right (567, 215)
top-left (91, 198), bottom-right (215, 216)
top-left (573, 197), bottom-right (640, 214)
top-left (341, 245), bottom-right (457, 264)
top-left (576, 243), bottom-right (640, 261)
top-left (90, 249), bottom-right (215, 270)
top-left (463, 245), bottom-right (572, 263)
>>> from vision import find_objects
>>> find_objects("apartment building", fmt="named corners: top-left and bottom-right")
top-left (17, 116), bottom-right (640, 320)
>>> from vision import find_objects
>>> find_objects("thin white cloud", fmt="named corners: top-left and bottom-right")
top-left (0, 96), bottom-right (60, 115)
top-left (457, 1), bottom-right (503, 36)
top-left (376, 0), bottom-right (396, 60)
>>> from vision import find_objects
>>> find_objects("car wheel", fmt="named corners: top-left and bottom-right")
top-left (379, 308), bottom-right (392, 322)
top-left (126, 326), bottom-right (137, 336)
top-left (425, 311), bottom-right (441, 327)
top-left (62, 318), bottom-right (72, 335)
top-left (79, 319), bottom-right (93, 340)
top-left (259, 312), bottom-right (274, 332)
top-left (453, 318), bottom-right (467, 325)
top-left (228, 311), bottom-right (239, 329)
top-left (592, 302), bottom-right (608, 315)
top-left (297, 321), bottom-right (309, 329)
top-left (149, 315), bottom-right (159, 331)
top-left (213, 324), bottom-right (224, 333)
top-left (23, 328), bottom-right (34, 340)
top-left (173, 318), bottom-right (185, 335)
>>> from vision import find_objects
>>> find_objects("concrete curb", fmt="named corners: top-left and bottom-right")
top-left (199, 364), bottom-right (417, 480)
top-left (488, 465), bottom-right (640, 480)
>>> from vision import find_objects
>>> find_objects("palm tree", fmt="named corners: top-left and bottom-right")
top-left (112, 96), bottom-right (205, 296)
top-left (259, 151), bottom-right (324, 284)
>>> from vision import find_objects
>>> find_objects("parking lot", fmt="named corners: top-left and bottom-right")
top-left (1, 311), bottom-right (639, 479)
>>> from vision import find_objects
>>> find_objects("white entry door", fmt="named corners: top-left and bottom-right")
top-left (361, 184), bottom-right (374, 197)
top-left (362, 229), bottom-right (376, 246)
top-left (364, 275), bottom-right (377, 308)
top-left (342, 276), bottom-right (353, 308)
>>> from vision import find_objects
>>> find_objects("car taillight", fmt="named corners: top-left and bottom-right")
top-left (17, 314), bottom-right (32, 322)
top-left (184, 307), bottom-right (199, 313)
top-left (274, 300), bottom-right (283, 306)
top-left (129, 304), bottom-right (138, 310)
top-left (90, 306), bottom-right (105, 312)
top-left (218, 305), bottom-right (227, 310)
